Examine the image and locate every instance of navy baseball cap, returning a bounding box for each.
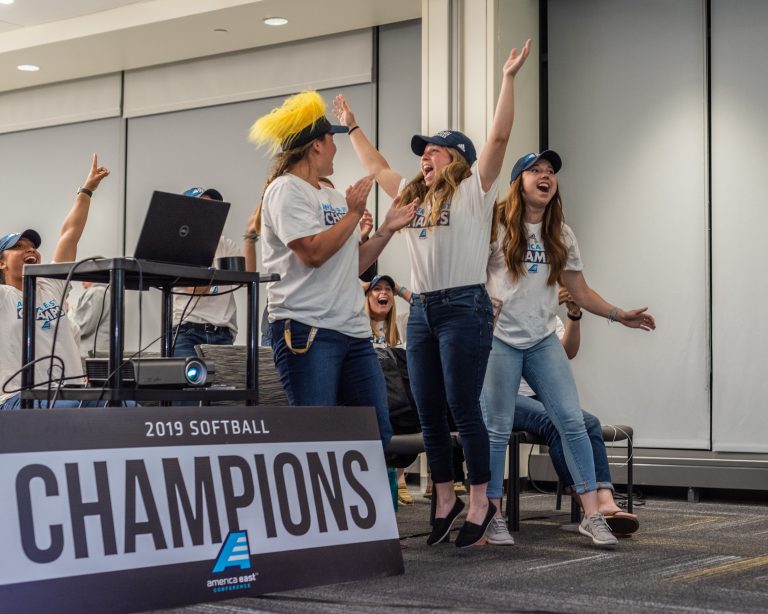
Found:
[184,187,224,201]
[0,229,41,254]
[283,116,348,151]
[509,150,562,183]
[411,130,477,166]
[366,274,396,293]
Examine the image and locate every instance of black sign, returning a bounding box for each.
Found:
[0,406,402,613]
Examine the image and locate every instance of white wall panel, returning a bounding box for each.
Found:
[0,117,124,272]
[548,0,709,448]
[711,0,768,452]
[123,30,372,118]
[0,74,121,134]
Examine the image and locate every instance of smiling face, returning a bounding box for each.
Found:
[0,237,41,288]
[420,144,454,187]
[367,281,395,321]
[520,159,558,214]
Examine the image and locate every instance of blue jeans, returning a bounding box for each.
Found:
[513,394,613,492]
[173,325,234,358]
[1,395,138,409]
[270,320,392,448]
[407,284,494,485]
[481,332,596,496]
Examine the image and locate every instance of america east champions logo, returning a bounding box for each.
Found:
[321,201,348,226]
[207,531,258,594]
[409,202,451,239]
[525,233,549,274]
[16,298,64,330]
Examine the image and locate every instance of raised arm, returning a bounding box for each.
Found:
[358,195,418,274]
[477,40,531,192]
[243,208,259,272]
[562,270,656,331]
[288,176,372,268]
[333,95,404,199]
[53,154,110,263]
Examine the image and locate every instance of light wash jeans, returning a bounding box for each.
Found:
[481,332,597,496]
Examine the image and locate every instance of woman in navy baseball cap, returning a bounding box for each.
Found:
[481,150,656,547]
[0,155,111,409]
[334,40,531,548]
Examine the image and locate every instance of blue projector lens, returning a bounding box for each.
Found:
[185,361,206,385]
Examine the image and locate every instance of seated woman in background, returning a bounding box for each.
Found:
[365,274,415,504]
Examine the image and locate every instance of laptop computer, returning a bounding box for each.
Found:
[134,190,230,267]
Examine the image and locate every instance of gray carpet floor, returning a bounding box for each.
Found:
[161,489,768,614]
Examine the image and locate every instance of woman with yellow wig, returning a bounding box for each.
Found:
[250,90,417,449]
[334,41,531,547]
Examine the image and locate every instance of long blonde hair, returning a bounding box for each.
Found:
[492,176,568,285]
[364,291,400,347]
[397,148,471,227]
[251,140,315,234]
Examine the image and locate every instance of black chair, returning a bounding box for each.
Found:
[506,425,634,532]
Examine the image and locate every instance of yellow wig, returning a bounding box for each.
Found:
[249,90,329,154]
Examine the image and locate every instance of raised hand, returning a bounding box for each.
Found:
[333,94,357,129]
[382,196,418,233]
[345,175,374,218]
[617,307,656,331]
[359,209,373,240]
[82,153,110,192]
[502,39,531,79]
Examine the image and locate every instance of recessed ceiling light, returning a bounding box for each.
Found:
[0,0,15,5]
[17,64,40,72]
[263,17,288,27]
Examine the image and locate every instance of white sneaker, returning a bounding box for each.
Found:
[579,513,618,547]
[485,516,515,546]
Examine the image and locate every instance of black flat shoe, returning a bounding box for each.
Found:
[426,497,465,545]
[455,500,497,548]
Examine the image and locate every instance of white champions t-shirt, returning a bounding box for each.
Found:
[487,222,583,349]
[172,236,240,333]
[518,316,566,397]
[0,278,85,404]
[261,174,369,338]
[399,166,499,293]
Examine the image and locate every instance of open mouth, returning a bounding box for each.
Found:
[422,164,434,181]
[376,296,390,306]
[24,255,38,264]
[536,181,550,194]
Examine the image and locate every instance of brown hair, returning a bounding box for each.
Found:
[397,148,471,227]
[492,176,568,286]
[252,139,316,234]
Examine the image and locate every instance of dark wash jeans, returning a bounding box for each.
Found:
[406,284,494,485]
[513,394,614,491]
[270,319,392,448]
[172,325,234,358]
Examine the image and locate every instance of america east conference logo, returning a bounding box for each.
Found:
[207,531,258,594]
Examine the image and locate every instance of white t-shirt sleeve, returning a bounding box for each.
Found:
[563,224,584,271]
[267,180,325,245]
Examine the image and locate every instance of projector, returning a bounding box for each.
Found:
[85,357,214,388]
